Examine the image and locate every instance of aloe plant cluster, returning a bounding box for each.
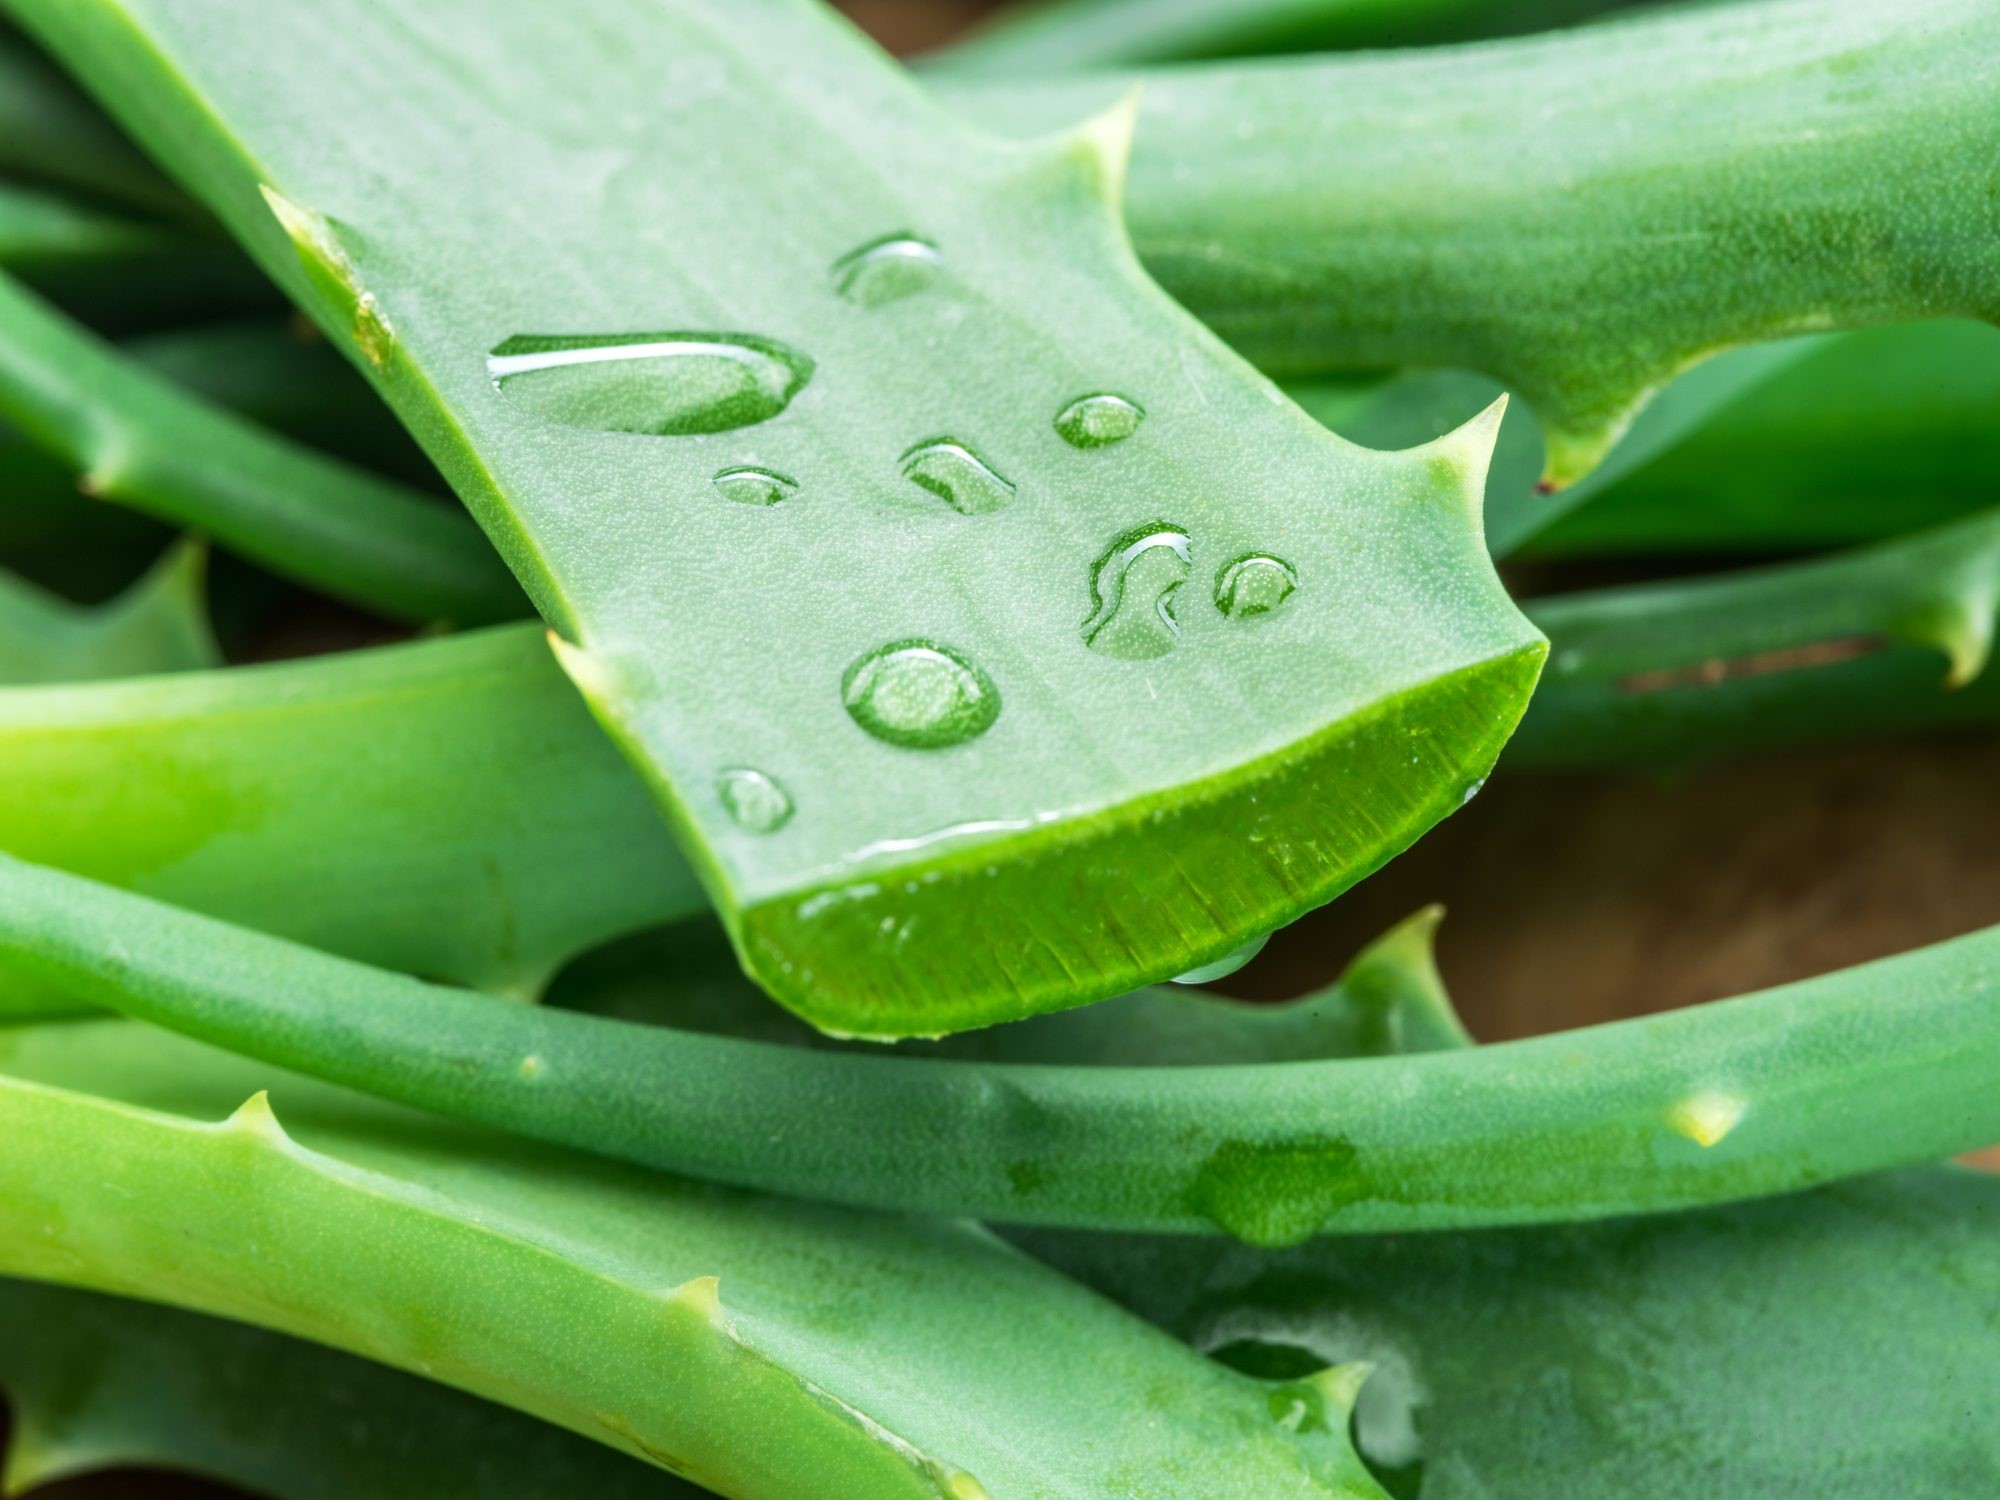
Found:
[0,0,1995,1495]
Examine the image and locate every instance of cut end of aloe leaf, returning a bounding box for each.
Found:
[738,642,1543,1036]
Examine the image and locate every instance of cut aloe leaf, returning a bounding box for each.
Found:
[1524,320,2000,557]
[929,0,1633,73]
[0,269,518,624]
[1020,1167,2000,1498]
[0,537,215,683]
[558,903,1470,1064]
[13,0,1540,1034]
[0,1017,1392,1500]
[949,0,2000,486]
[1515,505,2000,769]
[5,852,1995,1244]
[0,626,700,1018]
[0,1277,682,1499]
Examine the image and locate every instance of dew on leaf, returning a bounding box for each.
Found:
[712,466,797,505]
[1054,392,1144,449]
[900,439,1015,515]
[831,233,943,307]
[1084,522,1192,660]
[1170,932,1271,985]
[488,332,811,435]
[1214,553,1299,620]
[843,640,999,750]
[717,767,794,833]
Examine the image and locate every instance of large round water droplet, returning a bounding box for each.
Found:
[1214,553,1299,620]
[843,640,999,750]
[1054,393,1144,449]
[1084,522,1192,660]
[900,438,1015,515]
[717,767,794,832]
[831,234,943,307]
[713,466,797,505]
[488,332,812,436]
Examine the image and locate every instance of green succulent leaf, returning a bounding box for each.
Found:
[1020,1167,2000,1499]
[1515,504,2000,769]
[0,626,702,1019]
[0,177,187,274]
[0,1017,1390,1500]
[949,0,2000,486]
[0,1277,683,1499]
[0,537,215,684]
[0,25,185,219]
[2,852,1994,1244]
[0,269,519,623]
[9,0,1541,1035]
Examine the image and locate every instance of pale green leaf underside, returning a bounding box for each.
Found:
[0,1018,1387,1500]
[9,0,1539,1034]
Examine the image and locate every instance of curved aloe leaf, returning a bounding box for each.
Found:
[1514,505,2000,769]
[0,537,215,683]
[948,0,2000,486]
[0,1017,1391,1500]
[1020,1167,2000,1498]
[0,177,184,271]
[0,270,519,623]
[4,852,1994,1245]
[0,1278,681,1499]
[1525,320,2000,557]
[931,0,1632,73]
[0,626,701,1018]
[12,0,1540,1035]
[560,905,1470,1065]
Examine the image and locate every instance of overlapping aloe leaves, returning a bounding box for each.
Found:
[0,0,1995,1495]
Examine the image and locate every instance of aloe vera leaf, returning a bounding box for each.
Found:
[0,536,216,684]
[931,0,1630,74]
[0,27,184,219]
[1018,1167,2000,1498]
[0,1018,1391,1500]
[6,852,1995,1245]
[562,904,1470,1064]
[0,269,519,624]
[1523,320,2000,558]
[948,0,2000,487]
[0,176,185,271]
[14,0,1542,1037]
[0,1278,684,1500]
[1512,505,2000,770]
[0,626,700,1019]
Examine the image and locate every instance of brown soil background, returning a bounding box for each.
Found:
[15,3,1999,1494]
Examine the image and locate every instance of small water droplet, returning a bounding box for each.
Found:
[712,466,797,505]
[1171,932,1270,985]
[900,439,1015,515]
[831,233,943,307]
[1214,553,1299,620]
[717,768,794,832]
[1084,522,1192,660]
[488,332,812,436]
[843,640,999,750]
[1054,393,1144,449]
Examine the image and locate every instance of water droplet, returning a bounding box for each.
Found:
[488,332,812,436]
[1214,553,1299,620]
[831,233,943,307]
[900,439,1015,515]
[1171,932,1270,985]
[717,768,794,832]
[1054,393,1144,449]
[843,640,999,750]
[1084,522,1192,660]
[712,466,797,505]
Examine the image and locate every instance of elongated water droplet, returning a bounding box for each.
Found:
[488,333,812,436]
[1171,932,1270,985]
[1054,393,1144,449]
[712,466,797,505]
[717,768,793,832]
[1215,553,1299,620]
[1084,522,1192,660]
[831,233,943,307]
[843,640,999,750]
[900,439,1015,515]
